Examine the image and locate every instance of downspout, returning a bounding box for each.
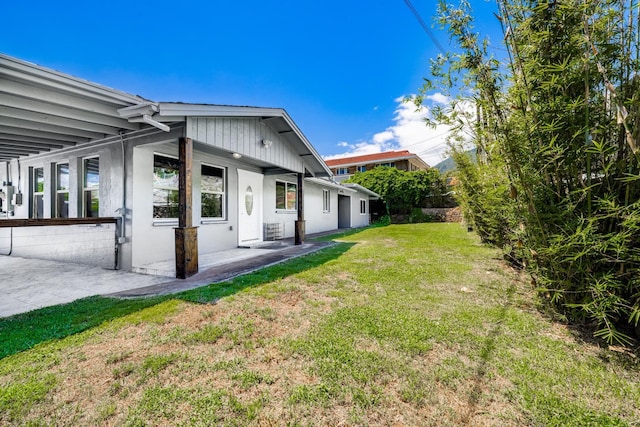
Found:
[114,132,127,270]
[115,102,171,269]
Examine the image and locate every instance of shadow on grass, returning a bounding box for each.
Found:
[0,242,355,360]
[462,283,516,423]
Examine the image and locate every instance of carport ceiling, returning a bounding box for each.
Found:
[0,54,145,162]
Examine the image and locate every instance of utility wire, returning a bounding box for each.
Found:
[403,0,447,55]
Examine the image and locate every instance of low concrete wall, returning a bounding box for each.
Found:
[0,223,117,268]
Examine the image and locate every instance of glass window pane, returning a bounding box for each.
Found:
[34,168,44,193]
[153,188,179,218]
[287,183,297,210]
[84,158,99,189]
[57,163,69,191]
[201,165,224,192]
[34,195,44,219]
[56,193,69,218]
[84,190,99,217]
[153,155,179,218]
[202,193,223,218]
[276,182,286,210]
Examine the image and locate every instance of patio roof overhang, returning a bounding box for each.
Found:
[0,54,146,162]
[0,54,333,180]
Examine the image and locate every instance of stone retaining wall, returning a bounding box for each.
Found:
[391,207,462,223]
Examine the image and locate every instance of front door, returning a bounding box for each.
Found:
[237,169,263,245]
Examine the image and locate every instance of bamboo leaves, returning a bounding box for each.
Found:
[418,0,640,345]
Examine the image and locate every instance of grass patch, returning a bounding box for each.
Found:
[0,295,169,359]
[0,243,353,360]
[1,224,639,426]
[0,374,57,422]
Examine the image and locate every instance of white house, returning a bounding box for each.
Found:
[0,54,379,278]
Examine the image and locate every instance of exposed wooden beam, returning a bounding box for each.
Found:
[175,136,198,279]
[295,172,305,245]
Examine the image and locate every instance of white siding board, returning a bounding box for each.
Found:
[197,118,207,142]
[187,117,305,174]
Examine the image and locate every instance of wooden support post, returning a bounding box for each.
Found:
[295,172,305,245]
[175,137,198,278]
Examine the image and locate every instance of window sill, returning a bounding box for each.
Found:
[152,219,178,227]
[275,209,297,214]
[200,219,227,225]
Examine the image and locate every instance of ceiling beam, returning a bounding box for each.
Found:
[0,146,42,155]
[0,137,65,149]
[0,125,87,144]
[0,106,121,136]
[0,115,105,140]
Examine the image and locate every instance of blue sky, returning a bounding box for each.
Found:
[1,0,502,166]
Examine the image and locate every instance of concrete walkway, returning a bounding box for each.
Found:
[0,240,332,318]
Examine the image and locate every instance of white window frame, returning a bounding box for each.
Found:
[322,189,330,213]
[82,156,99,218]
[357,165,367,173]
[32,167,44,219]
[201,163,226,222]
[55,162,70,218]
[153,154,180,222]
[276,180,297,211]
[337,167,349,175]
[360,199,367,215]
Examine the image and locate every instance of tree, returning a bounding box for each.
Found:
[417,0,640,344]
[345,167,446,214]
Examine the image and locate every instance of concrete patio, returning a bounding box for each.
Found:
[0,239,333,318]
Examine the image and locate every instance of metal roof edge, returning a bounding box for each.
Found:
[342,183,382,199]
[305,177,357,192]
[0,53,146,105]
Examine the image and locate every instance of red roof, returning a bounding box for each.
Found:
[325,150,421,167]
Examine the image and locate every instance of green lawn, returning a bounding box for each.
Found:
[1,223,638,426]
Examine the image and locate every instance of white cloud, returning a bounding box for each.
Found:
[425,93,449,105]
[324,94,458,166]
[373,130,394,144]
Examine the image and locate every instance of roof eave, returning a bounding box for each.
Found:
[158,103,333,178]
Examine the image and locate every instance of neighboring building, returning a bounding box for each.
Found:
[325,150,430,182]
[0,54,379,278]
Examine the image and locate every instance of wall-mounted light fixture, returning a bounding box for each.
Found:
[262,139,273,148]
[232,152,242,159]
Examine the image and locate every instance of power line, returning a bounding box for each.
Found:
[403,0,447,55]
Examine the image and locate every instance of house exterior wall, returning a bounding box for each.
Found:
[0,139,126,267]
[262,175,339,238]
[129,138,265,269]
[0,121,374,273]
[350,194,370,228]
[0,223,117,268]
